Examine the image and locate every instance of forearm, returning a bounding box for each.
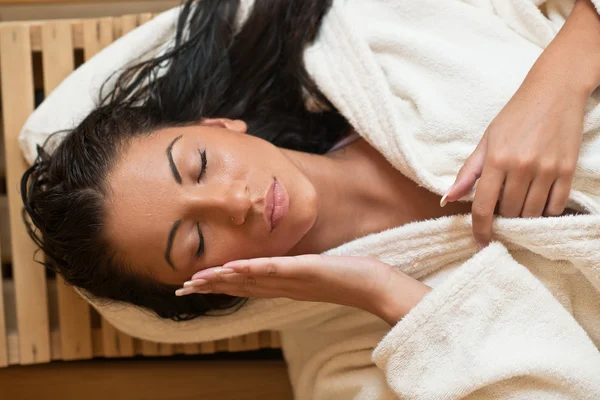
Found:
[529,0,600,98]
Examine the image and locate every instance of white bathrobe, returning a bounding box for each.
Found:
[19,1,600,399]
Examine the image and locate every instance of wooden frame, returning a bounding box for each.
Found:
[0,359,293,400]
[0,0,165,4]
[0,13,282,368]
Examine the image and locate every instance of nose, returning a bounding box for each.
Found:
[185,180,251,225]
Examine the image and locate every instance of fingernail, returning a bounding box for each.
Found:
[183,279,207,288]
[477,241,487,250]
[219,267,235,275]
[440,193,448,208]
[175,288,194,296]
[440,184,454,208]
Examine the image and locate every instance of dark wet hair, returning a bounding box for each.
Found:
[20,0,348,321]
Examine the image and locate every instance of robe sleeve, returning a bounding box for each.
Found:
[372,244,600,399]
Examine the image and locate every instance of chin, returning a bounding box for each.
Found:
[284,187,318,250]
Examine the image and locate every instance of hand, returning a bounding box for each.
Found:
[442,72,585,248]
[441,0,600,248]
[176,255,431,325]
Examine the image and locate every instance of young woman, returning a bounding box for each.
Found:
[20,0,600,398]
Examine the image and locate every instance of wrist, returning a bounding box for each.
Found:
[374,268,431,326]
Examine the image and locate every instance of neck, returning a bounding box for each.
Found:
[281,140,472,255]
[282,149,360,254]
[281,144,417,255]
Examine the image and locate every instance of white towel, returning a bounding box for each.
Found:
[19,1,600,398]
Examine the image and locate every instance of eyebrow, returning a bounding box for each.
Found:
[166,134,183,185]
[164,134,184,271]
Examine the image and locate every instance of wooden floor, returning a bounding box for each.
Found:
[0,358,294,400]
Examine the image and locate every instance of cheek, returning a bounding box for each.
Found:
[204,231,286,267]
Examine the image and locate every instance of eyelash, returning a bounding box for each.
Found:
[197,149,207,183]
[196,149,207,257]
[196,224,204,257]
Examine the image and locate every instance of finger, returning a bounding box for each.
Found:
[544,176,573,217]
[177,275,297,297]
[444,133,488,205]
[186,271,284,288]
[222,255,329,279]
[192,259,300,281]
[176,283,280,298]
[188,266,235,282]
[471,164,505,246]
[521,176,554,218]
[498,171,532,218]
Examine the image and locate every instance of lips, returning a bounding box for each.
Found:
[263,178,289,232]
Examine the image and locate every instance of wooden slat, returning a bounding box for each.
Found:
[259,331,272,348]
[93,326,133,358]
[54,276,92,360]
[7,330,66,364]
[140,340,160,357]
[0,232,6,367]
[214,339,229,353]
[0,0,163,4]
[40,21,94,362]
[29,23,82,53]
[118,330,135,357]
[0,116,5,179]
[111,19,121,40]
[242,332,260,351]
[102,319,121,357]
[100,320,134,358]
[139,13,153,25]
[81,18,140,360]
[4,15,158,52]
[92,328,103,357]
[200,340,216,354]
[0,25,51,365]
[0,196,12,263]
[227,336,246,352]
[7,333,18,365]
[50,330,60,360]
[270,331,281,348]
[82,18,114,61]
[120,14,138,36]
[157,342,174,356]
[100,321,118,357]
[182,343,199,355]
[172,343,183,354]
[112,14,138,40]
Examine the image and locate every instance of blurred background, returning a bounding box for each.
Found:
[0,2,294,399]
[0,0,178,21]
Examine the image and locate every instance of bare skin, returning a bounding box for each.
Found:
[288,134,472,255]
[163,1,597,327]
[106,119,471,286]
[446,0,600,246]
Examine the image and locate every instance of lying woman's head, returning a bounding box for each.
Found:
[21,0,348,320]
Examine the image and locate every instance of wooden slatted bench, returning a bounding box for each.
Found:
[0,13,283,370]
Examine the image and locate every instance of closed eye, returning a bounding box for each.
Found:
[198,149,207,182]
[196,223,204,257]
[196,149,207,257]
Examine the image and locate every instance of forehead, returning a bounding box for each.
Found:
[108,130,176,218]
[104,130,183,278]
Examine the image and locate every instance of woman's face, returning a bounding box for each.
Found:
[105,119,318,285]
